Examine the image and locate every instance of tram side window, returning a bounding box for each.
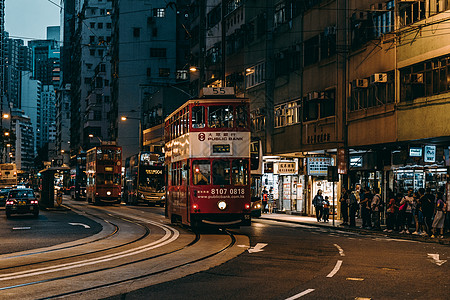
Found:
[209,105,233,128]
[193,160,210,185]
[212,160,231,185]
[232,159,249,185]
[192,106,205,128]
[236,105,248,128]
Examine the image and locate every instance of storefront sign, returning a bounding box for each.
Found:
[337,148,347,174]
[307,157,332,176]
[274,162,296,175]
[350,156,363,168]
[409,147,422,157]
[424,145,436,163]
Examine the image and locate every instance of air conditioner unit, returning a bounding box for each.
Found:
[370,73,388,84]
[353,79,369,88]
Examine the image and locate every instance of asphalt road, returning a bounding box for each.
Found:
[0,201,449,299]
[106,207,450,300]
[0,205,102,255]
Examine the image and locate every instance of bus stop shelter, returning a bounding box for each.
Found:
[39,166,70,209]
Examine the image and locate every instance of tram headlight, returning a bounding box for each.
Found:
[218,201,227,210]
[106,191,111,196]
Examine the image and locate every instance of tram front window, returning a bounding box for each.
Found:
[212,160,230,185]
[209,105,234,128]
[193,160,210,185]
[232,159,249,185]
[192,106,205,128]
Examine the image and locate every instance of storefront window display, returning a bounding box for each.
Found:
[262,173,305,213]
[394,167,447,193]
[312,178,339,215]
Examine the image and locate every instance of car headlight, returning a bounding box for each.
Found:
[256,204,261,208]
[106,191,112,196]
[218,201,227,210]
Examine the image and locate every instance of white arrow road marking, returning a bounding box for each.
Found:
[69,223,91,229]
[248,243,268,253]
[327,260,343,278]
[427,254,447,266]
[285,289,315,300]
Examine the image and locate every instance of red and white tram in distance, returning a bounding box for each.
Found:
[165,87,251,227]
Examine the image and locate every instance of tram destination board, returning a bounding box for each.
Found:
[212,144,231,154]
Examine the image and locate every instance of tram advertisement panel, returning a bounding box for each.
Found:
[191,132,250,158]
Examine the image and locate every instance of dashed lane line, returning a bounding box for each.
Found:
[333,244,345,256]
[326,260,343,278]
[285,289,315,300]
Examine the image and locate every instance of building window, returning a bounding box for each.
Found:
[90,22,95,28]
[147,68,151,77]
[153,8,165,17]
[274,1,287,27]
[320,28,336,60]
[100,9,105,15]
[349,74,394,111]
[98,49,104,57]
[245,62,265,89]
[133,27,140,37]
[399,1,425,26]
[98,22,103,29]
[152,28,158,37]
[90,49,95,56]
[106,22,112,29]
[150,48,167,58]
[93,111,102,121]
[159,68,170,77]
[90,36,95,43]
[304,36,319,66]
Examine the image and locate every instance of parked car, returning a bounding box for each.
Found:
[5,188,39,218]
[0,187,12,207]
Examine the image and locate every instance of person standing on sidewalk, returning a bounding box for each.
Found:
[371,187,382,230]
[340,187,349,226]
[267,187,274,214]
[400,188,414,234]
[349,185,360,227]
[262,187,268,214]
[422,188,435,235]
[360,186,372,229]
[322,196,330,222]
[384,191,397,232]
[431,192,446,238]
[312,189,324,222]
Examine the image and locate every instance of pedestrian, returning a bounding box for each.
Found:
[431,192,446,238]
[322,196,330,222]
[422,188,435,235]
[371,187,382,230]
[360,186,372,229]
[312,189,324,222]
[384,191,397,232]
[268,187,274,214]
[417,188,428,236]
[262,187,268,214]
[395,192,403,231]
[399,188,414,234]
[349,185,360,227]
[339,187,349,226]
[412,191,421,235]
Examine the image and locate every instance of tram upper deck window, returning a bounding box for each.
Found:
[236,105,248,128]
[192,106,205,128]
[232,159,249,185]
[193,160,210,185]
[212,159,231,185]
[209,105,233,128]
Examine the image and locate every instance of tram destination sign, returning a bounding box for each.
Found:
[212,144,231,154]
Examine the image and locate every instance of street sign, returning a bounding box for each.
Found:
[327,166,338,182]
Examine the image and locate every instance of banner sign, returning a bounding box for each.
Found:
[274,162,296,175]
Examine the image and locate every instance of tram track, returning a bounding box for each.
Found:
[36,229,236,300]
[0,203,150,271]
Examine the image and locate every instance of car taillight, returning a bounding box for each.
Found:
[193,204,198,209]
[6,200,14,205]
[245,203,250,210]
[30,200,38,204]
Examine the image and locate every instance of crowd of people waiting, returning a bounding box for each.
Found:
[336,184,449,238]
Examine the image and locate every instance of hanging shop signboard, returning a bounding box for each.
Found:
[274,162,296,175]
[424,145,436,163]
[409,147,422,157]
[307,157,332,176]
[350,156,363,168]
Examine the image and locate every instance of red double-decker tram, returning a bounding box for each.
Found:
[165,88,251,227]
[86,144,122,205]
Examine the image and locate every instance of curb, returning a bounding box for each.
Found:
[259,216,450,246]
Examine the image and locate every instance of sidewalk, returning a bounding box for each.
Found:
[259,212,450,245]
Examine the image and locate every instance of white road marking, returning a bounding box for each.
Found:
[248,243,268,253]
[12,227,31,230]
[68,222,91,229]
[346,277,364,281]
[285,289,315,300]
[0,220,179,281]
[427,253,447,266]
[326,260,343,278]
[333,244,345,256]
[237,245,249,248]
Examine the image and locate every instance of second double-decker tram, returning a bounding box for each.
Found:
[86,144,122,205]
[165,87,251,227]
